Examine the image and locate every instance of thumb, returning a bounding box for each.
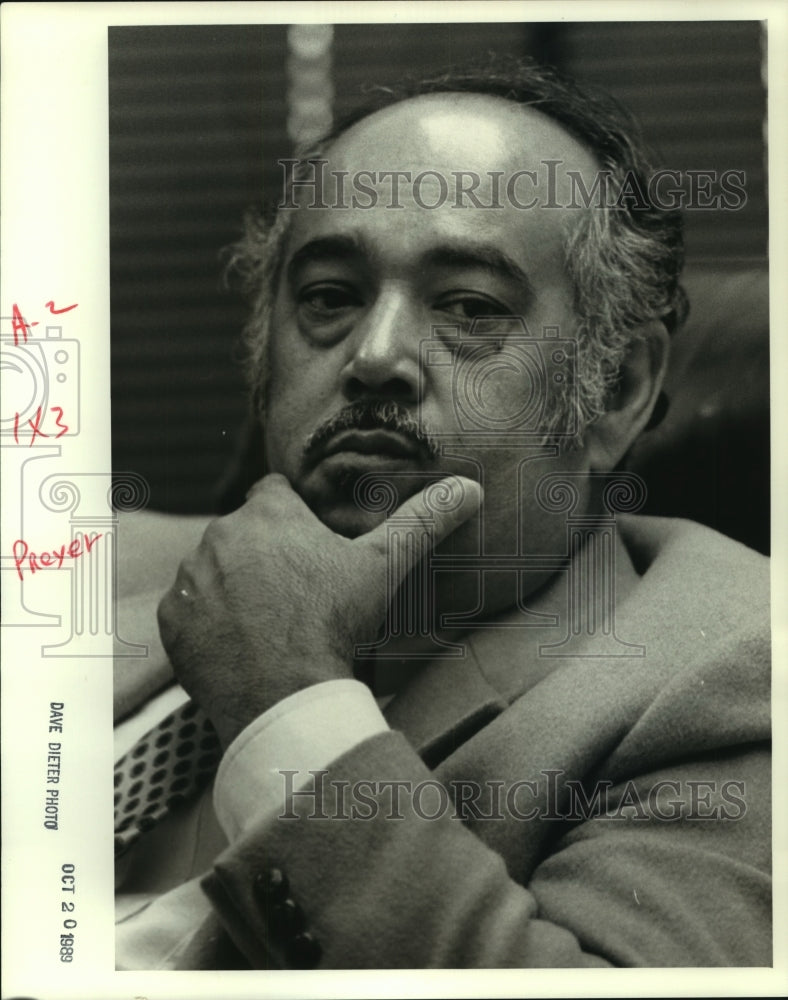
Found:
[362,475,482,582]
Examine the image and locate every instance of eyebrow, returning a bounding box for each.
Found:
[422,243,536,302]
[287,235,364,278]
[286,234,536,302]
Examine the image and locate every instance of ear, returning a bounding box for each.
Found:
[584,320,670,472]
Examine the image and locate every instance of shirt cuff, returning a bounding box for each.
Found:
[213,678,389,841]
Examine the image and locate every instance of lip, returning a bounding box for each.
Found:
[321,429,423,460]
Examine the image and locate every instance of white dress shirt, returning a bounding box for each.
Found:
[115,679,389,969]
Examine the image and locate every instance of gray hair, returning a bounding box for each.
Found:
[226,57,688,444]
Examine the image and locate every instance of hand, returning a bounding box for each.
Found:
[157,473,481,747]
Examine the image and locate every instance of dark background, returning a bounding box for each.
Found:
[109,21,769,549]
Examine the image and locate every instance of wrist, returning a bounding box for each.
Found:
[206,657,354,749]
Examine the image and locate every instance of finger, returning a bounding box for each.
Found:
[242,473,304,520]
[242,473,333,538]
[245,472,292,502]
[362,475,482,581]
[395,475,482,547]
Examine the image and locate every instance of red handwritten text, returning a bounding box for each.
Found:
[11,303,33,346]
[13,533,102,582]
[45,301,78,315]
[10,300,79,345]
[13,406,69,445]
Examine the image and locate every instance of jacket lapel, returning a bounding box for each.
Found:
[382,651,507,768]
[381,527,641,768]
[380,557,574,765]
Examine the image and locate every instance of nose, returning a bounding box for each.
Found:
[342,288,420,404]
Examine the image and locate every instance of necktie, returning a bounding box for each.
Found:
[114,699,222,856]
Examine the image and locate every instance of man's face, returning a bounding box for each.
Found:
[263,94,601,558]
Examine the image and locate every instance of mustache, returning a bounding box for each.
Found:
[303,400,440,464]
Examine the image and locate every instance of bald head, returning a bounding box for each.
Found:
[231,63,686,462]
[326,91,599,173]
[291,92,602,221]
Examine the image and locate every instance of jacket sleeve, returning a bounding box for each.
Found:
[199,727,771,969]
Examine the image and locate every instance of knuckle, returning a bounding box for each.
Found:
[265,472,291,490]
[198,517,236,563]
[202,516,227,545]
[244,477,267,501]
[242,475,291,520]
[247,472,289,501]
[175,554,198,587]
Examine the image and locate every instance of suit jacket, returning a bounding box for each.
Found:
[137,513,768,970]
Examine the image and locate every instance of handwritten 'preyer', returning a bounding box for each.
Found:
[12,532,102,582]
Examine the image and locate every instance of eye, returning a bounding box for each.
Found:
[298,283,363,321]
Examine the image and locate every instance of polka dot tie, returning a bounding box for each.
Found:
[114,700,222,857]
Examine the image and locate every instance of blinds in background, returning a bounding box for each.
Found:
[562,20,767,262]
[110,26,285,512]
[109,21,767,513]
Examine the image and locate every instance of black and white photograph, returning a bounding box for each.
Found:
[1,2,786,996]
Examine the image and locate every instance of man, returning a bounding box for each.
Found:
[114,61,770,969]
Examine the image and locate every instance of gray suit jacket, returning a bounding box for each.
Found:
[162,514,770,968]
